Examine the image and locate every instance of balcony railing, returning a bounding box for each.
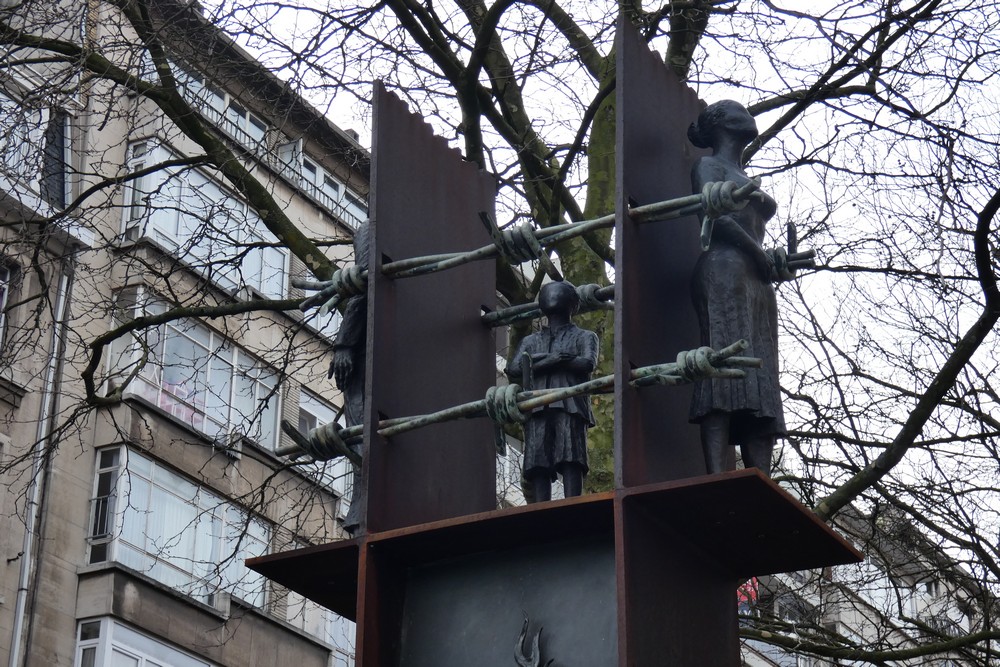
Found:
[182,90,365,233]
[299,180,364,231]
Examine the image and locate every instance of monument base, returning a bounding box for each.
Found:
[250,469,861,666]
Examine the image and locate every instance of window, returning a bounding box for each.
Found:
[0,264,11,344]
[75,618,214,667]
[174,64,268,155]
[123,141,288,299]
[303,304,342,341]
[343,190,366,216]
[0,89,48,194]
[174,65,232,131]
[322,175,340,202]
[285,589,355,667]
[298,389,338,434]
[302,157,318,186]
[340,189,367,231]
[299,157,339,213]
[276,141,363,231]
[87,447,271,609]
[224,101,266,146]
[298,390,352,504]
[0,88,69,207]
[40,109,69,208]
[108,291,280,451]
[327,613,356,667]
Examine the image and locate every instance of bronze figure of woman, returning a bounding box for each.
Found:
[688,100,785,477]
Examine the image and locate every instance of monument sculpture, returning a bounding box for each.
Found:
[254,34,853,666]
[505,281,599,502]
[687,100,786,477]
[330,221,369,535]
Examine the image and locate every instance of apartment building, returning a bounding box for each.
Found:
[741,508,981,667]
[0,1,366,666]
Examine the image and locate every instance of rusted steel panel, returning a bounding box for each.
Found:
[614,19,709,488]
[363,83,497,533]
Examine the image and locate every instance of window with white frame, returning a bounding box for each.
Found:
[284,588,355,667]
[75,617,215,667]
[175,66,225,119]
[173,64,268,157]
[224,100,267,146]
[87,447,270,609]
[298,157,341,207]
[0,89,48,192]
[322,174,341,203]
[342,189,367,225]
[304,305,343,341]
[123,141,288,299]
[276,140,365,231]
[327,614,356,667]
[298,389,352,505]
[107,290,280,451]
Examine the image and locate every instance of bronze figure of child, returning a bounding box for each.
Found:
[506,281,599,502]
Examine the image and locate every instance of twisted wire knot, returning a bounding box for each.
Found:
[299,264,369,314]
[675,346,718,382]
[576,283,608,311]
[316,265,368,316]
[331,264,368,297]
[484,383,527,426]
[498,223,546,264]
[770,247,797,281]
[301,421,351,462]
[701,181,749,220]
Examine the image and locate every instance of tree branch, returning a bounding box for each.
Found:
[816,185,1000,520]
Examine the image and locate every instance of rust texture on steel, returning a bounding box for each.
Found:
[614,18,709,488]
[245,539,360,620]
[613,18,733,667]
[363,83,498,533]
[616,493,741,665]
[246,472,862,666]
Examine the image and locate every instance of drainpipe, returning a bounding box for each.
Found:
[8,250,76,667]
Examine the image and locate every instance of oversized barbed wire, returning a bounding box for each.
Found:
[277,340,759,461]
[482,283,615,327]
[292,180,768,317]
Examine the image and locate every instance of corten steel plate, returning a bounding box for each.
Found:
[614,468,861,666]
[614,17,710,488]
[616,491,741,666]
[398,538,618,667]
[246,538,360,620]
[619,468,863,579]
[367,491,615,565]
[363,84,497,533]
[245,470,858,619]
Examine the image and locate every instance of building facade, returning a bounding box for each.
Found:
[0,1,367,666]
[741,509,981,666]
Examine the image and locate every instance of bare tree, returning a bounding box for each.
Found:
[3,0,1000,664]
